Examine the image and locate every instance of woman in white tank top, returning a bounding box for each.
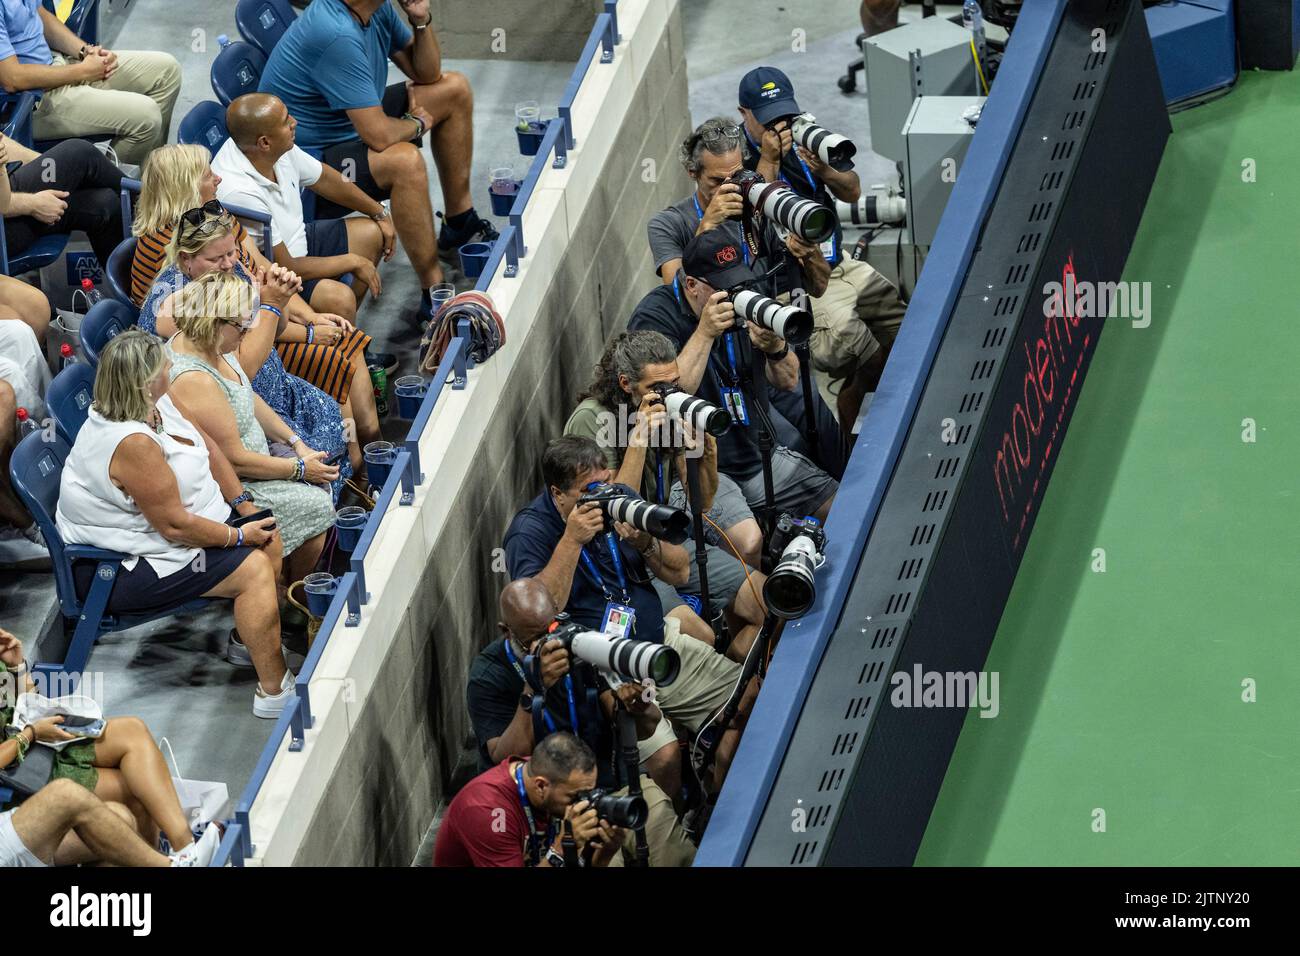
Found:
[54,329,297,720]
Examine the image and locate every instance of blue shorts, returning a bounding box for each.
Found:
[300,218,351,300]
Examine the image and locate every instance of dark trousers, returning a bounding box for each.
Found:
[4,139,125,267]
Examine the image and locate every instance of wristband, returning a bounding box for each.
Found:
[293,457,306,482]
[237,527,245,548]
[305,323,315,344]
[412,12,433,29]
[766,342,791,362]
[228,489,252,509]
[402,111,426,137]
[224,526,233,548]
[260,304,282,319]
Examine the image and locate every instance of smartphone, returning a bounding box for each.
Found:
[324,449,346,467]
[232,508,277,531]
[59,714,98,728]
[55,716,106,738]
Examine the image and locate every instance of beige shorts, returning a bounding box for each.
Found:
[637,616,741,762]
[605,775,696,868]
[808,257,908,379]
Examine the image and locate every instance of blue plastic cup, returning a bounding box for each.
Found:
[335,506,367,551]
[489,182,521,216]
[363,440,397,492]
[459,242,492,278]
[303,572,337,617]
[516,118,549,156]
[394,375,428,419]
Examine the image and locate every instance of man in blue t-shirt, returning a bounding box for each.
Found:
[260,0,496,318]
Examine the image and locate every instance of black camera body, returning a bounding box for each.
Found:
[722,168,834,244]
[650,383,732,438]
[575,788,647,829]
[578,481,691,545]
[764,513,828,620]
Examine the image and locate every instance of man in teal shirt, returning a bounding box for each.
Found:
[260,0,495,317]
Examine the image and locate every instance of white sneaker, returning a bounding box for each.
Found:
[170,823,221,867]
[0,524,50,570]
[253,668,295,719]
[226,629,253,668]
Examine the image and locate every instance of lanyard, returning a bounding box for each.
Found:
[692,192,751,266]
[515,764,554,866]
[743,127,819,194]
[655,451,667,504]
[503,639,579,736]
[579,533,631,604]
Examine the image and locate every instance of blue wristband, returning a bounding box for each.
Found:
[236,527,244,548]
[305,324,314,344]
[260,304,283,318]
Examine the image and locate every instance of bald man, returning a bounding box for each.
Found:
[210,93,395,324]
[464,579,696,866]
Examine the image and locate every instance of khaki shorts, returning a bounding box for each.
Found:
[637,617,741,762]
[808,257,908,379]
[606,775,696,867]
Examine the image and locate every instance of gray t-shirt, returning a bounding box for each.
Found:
[647,193,782,285]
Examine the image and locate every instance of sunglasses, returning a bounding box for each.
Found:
[179,200,233,237]
[688,124,741,152]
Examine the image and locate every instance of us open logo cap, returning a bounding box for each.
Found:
[738,66,801,126]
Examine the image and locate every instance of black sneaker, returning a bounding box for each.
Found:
[364,349,398,375]
[437,210,500,263]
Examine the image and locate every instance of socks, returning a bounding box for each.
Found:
[443,208,478,233]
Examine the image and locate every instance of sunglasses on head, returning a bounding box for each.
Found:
[688,123,741,152]
[179,200,232,234]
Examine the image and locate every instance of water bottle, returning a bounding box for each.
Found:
[15,407,39,437]
[80,277,103,306]
[962,0,984,31]
[60,343,78,370]
[217,34,231,50]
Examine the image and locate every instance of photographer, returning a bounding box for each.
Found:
[629,232,839,523]
[434,732,625,868]
[564,331,767,662]
[463,579,694,865]
[737,67,908,432]
[503,438,743,805]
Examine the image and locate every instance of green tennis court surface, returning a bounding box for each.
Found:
[917,68,1300,866]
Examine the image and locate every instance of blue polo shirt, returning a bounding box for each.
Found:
[503,486,667,643]
[258,0,412,151]
[0,0,52,66]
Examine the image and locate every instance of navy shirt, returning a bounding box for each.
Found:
[259,0,412,151]
[628,285,764,482]
[503,486,666,643]
[743,131,845,270]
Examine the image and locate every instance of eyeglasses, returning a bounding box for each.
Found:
[178,200,233,239]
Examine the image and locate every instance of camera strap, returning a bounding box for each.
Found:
[507,639,581,736]
[579,535,631,604]
[514,764,555,866]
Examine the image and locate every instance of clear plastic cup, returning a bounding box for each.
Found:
[515,101,540,131]
[393,375,428,419]
[490,166,518,195]
[335,506,368,551]
[363,440,397,493]
[303,571,338,617]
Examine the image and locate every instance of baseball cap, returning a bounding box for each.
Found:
[738,67,801,127]
[682,230,761,290]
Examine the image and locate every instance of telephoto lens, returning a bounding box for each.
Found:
[577,788,648,829]
[562,628,682,686]
[654,384,731,437]
[764,529,826,619]
[743,179,835,243]
[730,290,813,346]
[581,483,692,544]
[789,113,857,172]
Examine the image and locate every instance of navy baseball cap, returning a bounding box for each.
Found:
[738,67,801,127]
[682,230,761,290]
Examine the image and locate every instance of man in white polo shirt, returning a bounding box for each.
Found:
[211,93,398,324]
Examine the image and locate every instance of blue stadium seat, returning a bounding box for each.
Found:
[9,431,210,682]
[0,90,38,146]
[45,363,96,444]
[105,237,137,307]
[0,230,69,278]
[178,100,231,151]
[236,0,298,56]
[80,299,138,368]
[211,40,267,107]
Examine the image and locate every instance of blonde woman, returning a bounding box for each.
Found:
[129,144,384,451]
[166,272,336,594]
[139,207,359,487]
[55,329,295,718]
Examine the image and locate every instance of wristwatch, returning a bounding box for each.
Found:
[519,691,533,712]
[412,12,433,29]
[544,846,566,868]
[766,342,791,362]
[370,207,389,223]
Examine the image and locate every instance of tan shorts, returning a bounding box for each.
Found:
[808,257,908,379]
[606,775,696,867]
[637,616,741,762]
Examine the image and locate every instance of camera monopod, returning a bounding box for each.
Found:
[614,697,650,867]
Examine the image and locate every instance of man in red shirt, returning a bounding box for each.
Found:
[433,732,624,867]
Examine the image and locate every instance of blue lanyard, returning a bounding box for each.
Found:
[503,639,579,736]
[743,127,818,194]
[692,192,750,265]
[655,452,666,504]
[515,764,554,865]
[579,533,630,603]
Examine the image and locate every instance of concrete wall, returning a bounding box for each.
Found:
[283,0,691,867]
[430,0,608,61]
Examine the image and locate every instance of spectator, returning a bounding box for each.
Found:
[862,0,903,36]
[0,274,49,343]
[259,0,498,317]
[463,579,694,865]
[138,205,360,486]
[737,67,908,432]
[564,331,767,662]
[630,230,839,521]
[434,732,623,868]
[503,436,744,805]
[212,93,396,317]
[1,132,124,275]
[1,627,211,853]
[166,272,336,593]
[130,144,385,452]
[0,780,218,867]
[0,0,181,166]
[0,308,48,567]
[54,329,295,718]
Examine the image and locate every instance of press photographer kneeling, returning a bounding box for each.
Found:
[456,578,696,867]
[503,437,748,812]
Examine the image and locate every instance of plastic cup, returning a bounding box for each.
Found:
[429,283,456,316]
[303,572,337,617]
[459,242,492,278]
[490,167,517,194]
[515,101,540,130]
[335,506,368,551]
[363,440,397,492]
[393,375,428,419]
[516,118,548,156]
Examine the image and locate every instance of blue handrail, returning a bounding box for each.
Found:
[213,0,624,866]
